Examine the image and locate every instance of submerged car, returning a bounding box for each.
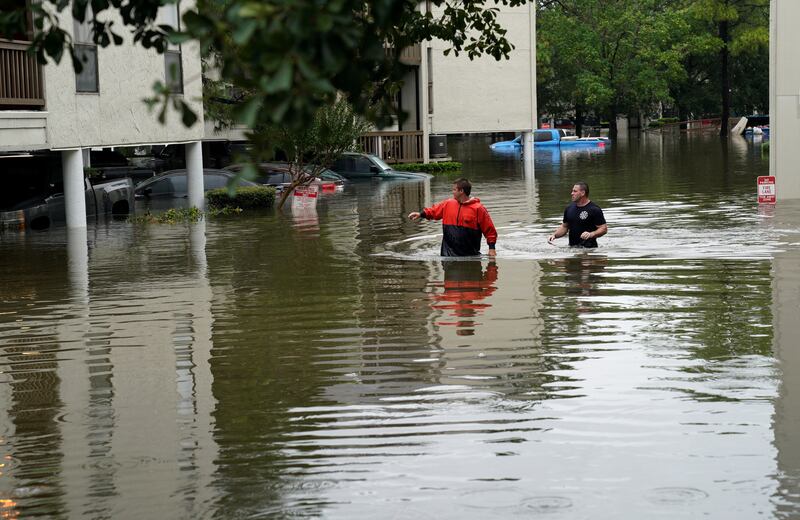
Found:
[134,169,257,210]
[224,163,345,193]
[490,129,609,151]
[330,153,431,180]
[1,154,134,231]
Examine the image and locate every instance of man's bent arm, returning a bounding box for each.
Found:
[549,223,569,242]
[593,224,608,239]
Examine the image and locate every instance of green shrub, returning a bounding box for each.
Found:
[401,161,463,173]
[206,185,276,209]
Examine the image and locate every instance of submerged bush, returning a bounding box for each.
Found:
[401,161,462,173]
[206,186,276,209]
[129,207,203,224]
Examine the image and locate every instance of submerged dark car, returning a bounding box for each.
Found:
[330,153,431,180]
[0,154,134,231]
[134,169,257,211]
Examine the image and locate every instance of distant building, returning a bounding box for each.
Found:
[360,3,537,164]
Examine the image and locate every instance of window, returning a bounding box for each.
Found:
[73,10,98,92]
[148,178,174,195]
[170,174,187,194]
[205,175,229,190]
[353,157,374,174]
[161,2,183,93]
[332,158,348,172]
[534,131,553,142]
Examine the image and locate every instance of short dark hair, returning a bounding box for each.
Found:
[453,178,472,196]
[574,181,589,197]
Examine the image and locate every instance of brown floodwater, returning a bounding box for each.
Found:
[2,133,800,518]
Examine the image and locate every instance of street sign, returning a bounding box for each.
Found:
[757,176,776,204]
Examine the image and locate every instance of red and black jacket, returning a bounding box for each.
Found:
[421,198,497,256]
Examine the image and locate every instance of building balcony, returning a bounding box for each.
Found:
[358,131,423,163]
[384,43,422,66]
[0,39,45,110]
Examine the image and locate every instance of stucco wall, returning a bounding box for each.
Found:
[44,2,204,150]
[428,4,536,134]
[770,0,800,199]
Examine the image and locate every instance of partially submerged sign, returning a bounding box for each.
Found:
[292,185,319,209]
[757,176,776,204]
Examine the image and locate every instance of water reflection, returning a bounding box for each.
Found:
[2,134,800,517]
[429,260,499,335]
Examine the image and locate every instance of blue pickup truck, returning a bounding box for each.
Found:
[490,129,609,151]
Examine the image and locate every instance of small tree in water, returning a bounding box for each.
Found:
[250,99,370,209]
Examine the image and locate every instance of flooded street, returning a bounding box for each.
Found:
[2,133,800,518]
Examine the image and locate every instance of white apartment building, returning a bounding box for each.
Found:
[363,3,537,163]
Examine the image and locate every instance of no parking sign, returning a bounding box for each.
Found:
[757,176,776,204]
[292,185,319,209]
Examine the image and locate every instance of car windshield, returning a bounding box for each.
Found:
[370,156,392,171]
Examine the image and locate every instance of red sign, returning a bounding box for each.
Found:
[293,186,318,198]
[757,176,776,204]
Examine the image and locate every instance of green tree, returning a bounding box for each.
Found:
[685,0,769,136]
[537,0,691,138]
[254,98,370,209]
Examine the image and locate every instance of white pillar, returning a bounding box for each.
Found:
[186,141,204,209]
[522,131,534,169]
[62,149,87,229]
[770,0,800,199]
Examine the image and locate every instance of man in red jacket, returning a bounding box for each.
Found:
[408,178,498,257]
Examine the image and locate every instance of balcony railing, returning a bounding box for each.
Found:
[358,131,424,163]
[384,43,422,66]
[0,39,45,108]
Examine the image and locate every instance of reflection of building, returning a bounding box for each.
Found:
[0,224,218,516]
[771,202,800,512]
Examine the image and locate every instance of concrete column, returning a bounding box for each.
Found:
[62,149,87,229]
[770,0,800,199]
[185,141,204,209]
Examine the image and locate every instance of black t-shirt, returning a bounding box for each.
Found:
[563,201,606,247]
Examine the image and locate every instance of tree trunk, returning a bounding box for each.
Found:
[575,103,584,137]
[607,107,618,139]
[719,20,730,138]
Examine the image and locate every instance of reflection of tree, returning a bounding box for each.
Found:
[686,261,773,361]
[430,260,498,336]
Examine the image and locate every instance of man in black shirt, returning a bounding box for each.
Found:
[548,181,607,248]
